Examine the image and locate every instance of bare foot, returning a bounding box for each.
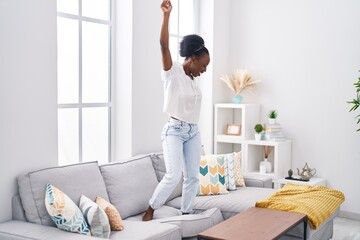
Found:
[142,206,154,221]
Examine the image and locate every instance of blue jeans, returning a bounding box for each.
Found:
[149,118,201,213]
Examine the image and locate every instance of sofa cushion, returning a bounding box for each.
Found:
[95,196,124,231]
[244,174,273,188]
[125,205,182,221]
[198,155,229,196]
[45,184,90,235]
[0,220,106,240]
[153,208,224,238]
[100,154,159,219]
[79,195,111,238]
[150,152,167,182]
[17,161,109,226]
[167,187,275,220]
[110,220,181,240]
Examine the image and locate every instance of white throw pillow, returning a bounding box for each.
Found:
[79,195,111,238]
[224,153,236,190]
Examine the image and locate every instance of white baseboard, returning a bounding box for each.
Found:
[339,210,360,221]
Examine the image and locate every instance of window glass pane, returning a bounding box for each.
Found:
[82,107,109,164]
[82,0,109,20]
[58,109,79,165]
[57,17,79,104]
[82,22,109,103]
[169,0,178,35]
[179,0,193,36]
[57,0,78,15]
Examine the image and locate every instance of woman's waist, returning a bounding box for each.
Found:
[168,116,197,126]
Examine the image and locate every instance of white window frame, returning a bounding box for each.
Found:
[170,0,198,61]
[57,0,115,164]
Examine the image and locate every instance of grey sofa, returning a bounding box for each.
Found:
[0,153,339,240]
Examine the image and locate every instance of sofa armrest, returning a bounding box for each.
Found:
[244,174,273,188]
[12,195,27,221]
[0,220,103,240]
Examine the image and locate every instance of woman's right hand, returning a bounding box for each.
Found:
[161,0,172,14]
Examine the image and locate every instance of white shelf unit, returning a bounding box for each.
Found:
[243,140,292,179]
[213,103,292,182]
[214,103,260,154]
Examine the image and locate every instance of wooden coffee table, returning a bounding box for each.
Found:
[198,207,307,240]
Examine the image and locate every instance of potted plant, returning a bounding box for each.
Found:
[254,123,263,141]
[268,110,278,125]
[347,72,360,131]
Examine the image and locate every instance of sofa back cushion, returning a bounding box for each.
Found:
[17,161,109,226]
[100,154,159,219]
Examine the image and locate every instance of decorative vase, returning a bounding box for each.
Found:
[268,118,276,125]
[232,95,243,104]
[260,158,272,173]
[259,165,266,174]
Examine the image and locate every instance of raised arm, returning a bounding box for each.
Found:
[160,0,172,71]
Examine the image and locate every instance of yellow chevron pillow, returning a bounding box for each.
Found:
[198,155,229,196]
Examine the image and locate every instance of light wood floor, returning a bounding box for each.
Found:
[332,217,360,240]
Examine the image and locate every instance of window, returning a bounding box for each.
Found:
[57,0,113,165]
[169,0,197,61]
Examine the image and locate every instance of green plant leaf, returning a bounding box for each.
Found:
[268,110,277,119]
[254,123,263,133]
[348,103,358,112]
[348,72,360,132]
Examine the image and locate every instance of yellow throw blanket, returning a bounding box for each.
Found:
[255,183,345,229]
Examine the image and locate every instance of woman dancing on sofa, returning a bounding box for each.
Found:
[143,0,210,221]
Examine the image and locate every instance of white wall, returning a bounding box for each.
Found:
[115,0,133,159]
[131,0,166,155]
[197,0,215,155]
[0,0,58,222]
[227,0,360,217]
[115,0,167,160]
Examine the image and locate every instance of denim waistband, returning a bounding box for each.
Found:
[168,117,197,126]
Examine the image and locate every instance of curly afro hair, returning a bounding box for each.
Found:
[179,34,209,59]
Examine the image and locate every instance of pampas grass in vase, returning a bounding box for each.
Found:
[220,69,260,103]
